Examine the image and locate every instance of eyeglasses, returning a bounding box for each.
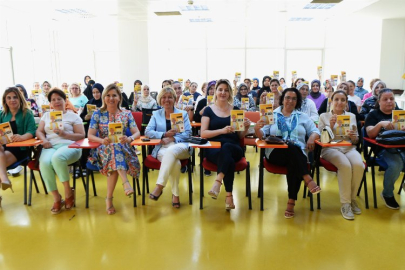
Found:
[284,96,297,101]
[240,88,248,91]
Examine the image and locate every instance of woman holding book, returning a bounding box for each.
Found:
[87,83,141,215]
[36,88,85,215]
[254,88,321,218]
[201,79,251,210]
[0,87,36,200]
[146,86,192,208]
[233,83,256,111]
[69,82,89,111]
[365,89,405,210]
[318,90,364,220]
[80,83,104,130]
[173,81,194,121]
[131,84,158,111]
[194,81,217,123]
[259,79,281,110]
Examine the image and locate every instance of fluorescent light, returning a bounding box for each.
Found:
[289,17,313,21]
[189,18,212,23]
[304,3,336,9]
[154,11,182,16]
[180,5,209,11]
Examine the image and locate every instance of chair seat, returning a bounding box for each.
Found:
[319,158,338,172]
[244,138,257,146]
[203,157,248,172]
[144,155,189,170]
[28,160,40,171]
[86,161,99,171]
[263,158,288,174]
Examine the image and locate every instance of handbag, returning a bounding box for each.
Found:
[183,137,208,145]
[264,136,285,145]
[321,126,334,143]
[376,130,405,145]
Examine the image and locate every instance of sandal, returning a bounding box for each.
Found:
[225,195,235,210]
[106,197,116,215]
[172,195,181,208]
[208,179,222,199]
[1,180,14,193]
[122,180,134,197]
[149,188,163,201]
[305,180,322,194]
[285,202,295,219]
[65,188,75,210]
[51,194,65,215]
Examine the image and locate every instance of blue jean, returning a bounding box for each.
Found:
[380,149,405,197]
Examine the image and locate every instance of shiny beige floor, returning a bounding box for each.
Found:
[0,147,404,270]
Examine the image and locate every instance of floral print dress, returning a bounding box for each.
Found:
[88,109,140,178]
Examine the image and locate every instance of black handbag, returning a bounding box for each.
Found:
[376,130,405,145]
[264,136,285,145]
[183,137,208,145]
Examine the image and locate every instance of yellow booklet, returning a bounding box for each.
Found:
[0,122,13,145]
[108,122,124,144]
[235,72,241,82]
[241,97,249,110]
[266,93,274,105]
[41,105,50,113]
[259,104,274,125]
[170,113,185,133]
[63,89,69,95]
[134,85,141,99]
[230,110,244,132]
[117,83,123,93]
[26,100,31,108]
[207,95,214,106]
[392,110,405,130]
[181,96,193,110]
[273,71,279,80]
[331,75,338,87]
[49,111,63,130]
[336,115,350,136]
[178,78,183,85]
[32,90,41,98]
[317,66,322,76]
[341,71,346,82]
[86,104,97,115]
[292,71,297,81]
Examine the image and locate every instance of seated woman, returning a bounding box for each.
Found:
[0,87,36,200]
[365,89,405,210]
[254,88,321,218]
[146,87,192,208]
[259,79,281,109]
[297,82,319,122]
[36,88,85,215]
[307,80,326,110]
[347,80,362,112]
[194,81,216,123]
[183,82,201,106]
[69,82,88,112]
[201,79,251,210]
[318,90,364,220]
[233,83,256,111]
[173,81,193,122]
[131,84,158,111]
[15,84,39,117]
[87,83,141,215]
[80,83,104,135]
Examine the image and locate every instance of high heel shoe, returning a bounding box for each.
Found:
[149,189,163,201]
[122,180,134,197]
[285,202,295,219]
[172,195,181,208]
[225,195,235,210]
[51,194,65,215]
[208,180,222,199]
[106,197,116,215]
[1,181,14,193]
[65,188,75,210]
[305,180,321,194]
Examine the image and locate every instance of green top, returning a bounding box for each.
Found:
[0,109,36,150]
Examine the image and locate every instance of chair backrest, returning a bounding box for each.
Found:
[150,92,158,101]
[132,112,143,131]
[142,108,158,126]
[245,111,260,123]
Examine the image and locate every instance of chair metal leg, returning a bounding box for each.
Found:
[363,170,369,209]
[371,165,377,208]
[136,175,141,196]
[91,170,97,196]
[86,169,90,208]
[188,162,192,205]
[316,164,321,210]
[397,173,405,195]
[133,177,137,207]
[142,164,146,205]
[28,169,34,206]
[39,171,48,194]
[247,162,252,210]
[23,165,27,205]
[33,174,40,193]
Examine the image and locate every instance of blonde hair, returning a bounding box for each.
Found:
[213,79,233,104]
[201,82,208,93]
[157,87,176,106]
[100,83,122,112]
[69,82,81,96]
[2,87,29,116]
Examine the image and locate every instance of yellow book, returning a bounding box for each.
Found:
[336,115,350,136]
[108,122,124,144]
[26,101,31,108]
[266,93,274,105]
[134,85,141,98]
[230,110,244,132]
[178,78,183,85]
[277,86,283,92]
[41,105,50,113]
[49,111,63,130]
[292,71,297,80]
[86,104,97,115]
[273,71,279,80]
[259,104,274,125]
[207,95,214,106]
[304,81,309,85]
[235,72,241,82]
[341,71,346,82]
[241,97,249,110]
[392,110,405,130]
[402,73,405,79]
[170,113,185,133]
[117,83,123,92]
[317,66,323,76]
[331,75,338,87]
[63,89,69,95]
[181,96,193,110]
[0,122,13,145]
[32,90,41,97]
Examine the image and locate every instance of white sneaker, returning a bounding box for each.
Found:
[341,203,355,220]
[7,166,23,176]
[351,200,362,215]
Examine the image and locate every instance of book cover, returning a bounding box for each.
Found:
[292,71,297,81]
[0,122,13,145]
[207,95,214,106]
[336,115,350,136]
[235,72,241,82]
[49,111,63,130]
[181,96,193,110]
[392,110,405,130]
[170,113,185,133]
[266,93,274,105]
[259,104,274,125]
[134,85,141,99]
[41,105,50,113]
[117,83,123,92]
[230,110,244,132]
[178,78,183,86]
[331,75,338,87]
[241,97,249,110]
[341,71,346,82]
[86,104,97,115]
[317,66,322,76]
[26,100,31,108]
[108,122,124,144]
[273,71,279,80]
[32,90,41,98]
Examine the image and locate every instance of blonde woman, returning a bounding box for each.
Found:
[69,82,88,110]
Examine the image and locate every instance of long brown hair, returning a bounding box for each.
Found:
[2,87,29,116]
[100,83,122,112]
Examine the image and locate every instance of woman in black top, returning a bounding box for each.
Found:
[256,76,271,106]
[194,81,216,123]
[201,79,251,210]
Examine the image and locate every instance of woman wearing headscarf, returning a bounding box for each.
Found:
[307,79,326,110]
[80,83,104,132]
[233,83,256,111]
[15,84,39,117]
[354,77,368,100]
[131,84,158,111]
[252,78,260,91]
[83,80,95,101]
[256,76,271,106]
[194,80,216,123]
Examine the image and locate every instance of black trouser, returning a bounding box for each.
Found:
[206,142,243,192]
[266,144,309,200]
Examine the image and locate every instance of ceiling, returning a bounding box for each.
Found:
[0,0,405,23]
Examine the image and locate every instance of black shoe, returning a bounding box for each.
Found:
[181,166,188,173]
[204,170,211,176]
[380,192,400,210]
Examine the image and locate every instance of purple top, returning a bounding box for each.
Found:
[307,94,326,110]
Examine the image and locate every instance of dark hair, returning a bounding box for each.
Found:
[347,80,356,87]
[331,90,348,101]
[47,88,66,102]
[294,78,305,87]
[375,88,394,110]
[270,79,280,86]
[279,88,302,109]
[2,87,29,116]
[15,84,28,99]
[84,75,91,85]
[42,81,52,88]
[161,80,172,88]
[88,80,95,86]
[134,80,142,86]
